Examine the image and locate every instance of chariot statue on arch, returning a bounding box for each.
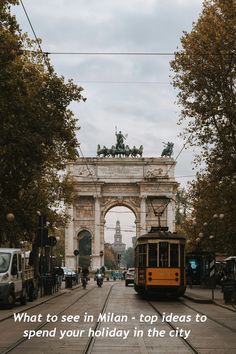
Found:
[97,128,143,158]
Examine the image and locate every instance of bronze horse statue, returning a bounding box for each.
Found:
[161,142,174,157]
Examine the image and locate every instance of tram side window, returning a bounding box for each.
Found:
[159,242,168,268]
[138,244,147,267]
[148,244,157,267]
[170,244,179,267]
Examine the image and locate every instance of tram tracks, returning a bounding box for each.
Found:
[0,285,100,354]
[83,284,115,354]
[147,300,200,354]
[179,299,236,334]
[146,296,236,354]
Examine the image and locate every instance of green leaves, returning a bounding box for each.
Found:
[171,0,236,254]
[0,1,85,245]
[171,0,236,157]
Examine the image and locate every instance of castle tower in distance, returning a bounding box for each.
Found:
[111,220,126,260]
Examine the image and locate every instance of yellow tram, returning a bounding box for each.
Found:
[134,227,186,298]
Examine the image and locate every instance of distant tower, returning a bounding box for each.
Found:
[112,220,126,264]
[114,220,122,244]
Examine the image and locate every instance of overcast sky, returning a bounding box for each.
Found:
[12,0,203,247]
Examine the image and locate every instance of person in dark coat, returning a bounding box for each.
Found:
[57,266,64,288]
[186,263,193,288]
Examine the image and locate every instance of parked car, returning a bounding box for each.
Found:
[62,267,77,282]
[125,268,135,286]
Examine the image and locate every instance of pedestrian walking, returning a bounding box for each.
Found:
[186,263,193,288]
[57,266,64,289]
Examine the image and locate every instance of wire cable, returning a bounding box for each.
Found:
[20,0,51,72]
[78,81,170,85]
[24,50,176,56]
[23,50,236,56]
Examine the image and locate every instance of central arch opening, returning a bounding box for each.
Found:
[104,206,136,269]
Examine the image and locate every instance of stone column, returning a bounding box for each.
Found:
[92,196,101,270]
[140,195,147,236]
[65,204,75,268]
[167,198,175,232]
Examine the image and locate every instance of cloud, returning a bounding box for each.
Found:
[12,0,204,236]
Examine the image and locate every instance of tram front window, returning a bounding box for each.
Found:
[170,244,179,267]
[148,244,157,267]
[159,242,168,267]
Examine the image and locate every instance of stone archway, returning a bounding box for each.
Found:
[65,157,178,270]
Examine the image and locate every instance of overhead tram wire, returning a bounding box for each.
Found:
[19,0,51,72]
[24,50,176,56]
[78,81,171,85]
[23,50,236,57]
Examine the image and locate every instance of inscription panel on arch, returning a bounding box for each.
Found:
[97,165,143,179]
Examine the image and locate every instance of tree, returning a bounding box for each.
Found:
[171,0,236,166]
[170,0,236,254]
[123,247,134,268]
[104,244,118,270]
[185,173,236,255]
[175,187,190,226]
[0,1,85,245]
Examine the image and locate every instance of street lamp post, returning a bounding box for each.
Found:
[74,249,79,283]
[6,212,15,247]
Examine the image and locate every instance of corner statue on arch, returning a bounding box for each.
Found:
[97,129,143,158]
[161,142,174,157]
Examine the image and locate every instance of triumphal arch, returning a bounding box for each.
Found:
[65,134,178,270]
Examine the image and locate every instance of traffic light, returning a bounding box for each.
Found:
[46,236,57,247]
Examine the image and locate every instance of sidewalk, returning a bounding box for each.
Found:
[184,285,236,311]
